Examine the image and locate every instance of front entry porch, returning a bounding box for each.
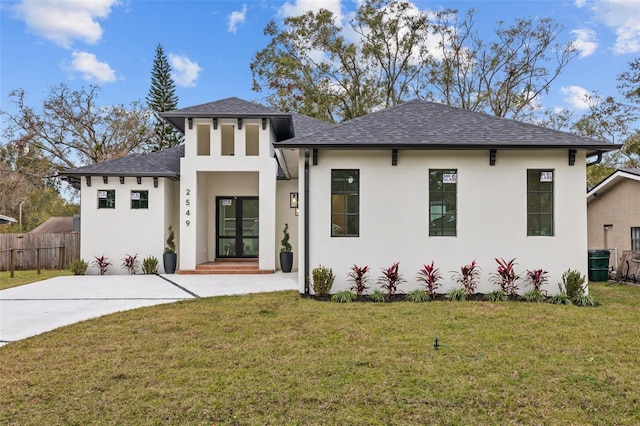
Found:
[177,259,274,275]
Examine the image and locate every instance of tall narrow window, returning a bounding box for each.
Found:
[429,169,457,236]
[527,169,554,236]
[197,124,210,156]
[131,190,149,209]
[632,227,640,250]
[331,170,359,237]
[246,124,259,156]
[98,190,115,209]
[221,125,235,156]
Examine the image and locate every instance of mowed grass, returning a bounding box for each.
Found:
[2,283,640,425]
[0,269,72,290]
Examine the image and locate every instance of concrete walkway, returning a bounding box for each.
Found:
[0,273,298,347]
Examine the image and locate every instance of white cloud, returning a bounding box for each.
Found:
[227,4,247,34]
[12,0,119,48]
[69,51,116,83]
[586,0,640,54]
[560,85,592,110]
[279,0,344,22]
[571,28,598,57]
[169,54,202,88]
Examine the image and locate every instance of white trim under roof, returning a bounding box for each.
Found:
[0,214,17,224]
[587,169,640,203]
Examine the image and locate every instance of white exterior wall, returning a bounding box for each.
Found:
[80,176,174,275]
[299,149,588,295]
[179,117,279,271]
[276,179,299,271]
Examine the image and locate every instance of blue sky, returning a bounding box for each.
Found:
[1,0,639,120]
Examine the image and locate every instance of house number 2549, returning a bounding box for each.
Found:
[185,189,191,226]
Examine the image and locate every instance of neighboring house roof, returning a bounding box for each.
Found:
[29,216,74,233]
[59,144,184,188]
[0,214,17,224]
[276,99,619,156]
[160,97,298,140]
[587,168,640,202]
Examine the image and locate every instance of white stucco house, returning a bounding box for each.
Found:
[61,97,618,295]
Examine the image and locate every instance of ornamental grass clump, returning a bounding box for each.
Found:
[416,261,442,300]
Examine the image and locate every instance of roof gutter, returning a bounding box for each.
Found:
[586,151,604,167]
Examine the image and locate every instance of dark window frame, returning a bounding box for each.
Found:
[632,227,640,250]
[131,190,149,209]
[97,189,115,209]
[527,169,554,236]
[331,169,359,237]
[429,169,457,237]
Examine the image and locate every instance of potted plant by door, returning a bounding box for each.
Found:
[280,223,293,273]
[163,225,177,274]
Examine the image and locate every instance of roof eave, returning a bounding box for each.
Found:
[274,142,621,153]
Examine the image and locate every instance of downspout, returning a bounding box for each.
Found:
[586,151,603,167]
[304,149,310,295]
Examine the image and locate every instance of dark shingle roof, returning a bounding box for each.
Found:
[276,99,619,154]
[290,112,334,137]
[160,97,297,139]
[59,145,184,186]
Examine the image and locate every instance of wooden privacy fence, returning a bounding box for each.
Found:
[0,233,80,272]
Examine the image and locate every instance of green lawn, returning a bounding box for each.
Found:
[1,283,640,425]
[0,269,72,290]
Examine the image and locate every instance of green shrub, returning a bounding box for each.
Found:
[446,288,468,301]
[370,289,388,303]
[312,265,335,297]
[561,269,586,299]
[406,289,429,302]
[484,290,508,302]
[142,256,159,274]
[331,290,355,303]
[69,258,88,275]
[522,289,546,303]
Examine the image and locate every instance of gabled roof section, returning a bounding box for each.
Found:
[58,144,184,188]
[160,97,296,140]
[276,99,619,156]
[587,168,640,202]
[29,216,73,233]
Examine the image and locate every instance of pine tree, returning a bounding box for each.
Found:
[146,43,182,151]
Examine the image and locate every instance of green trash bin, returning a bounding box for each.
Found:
[588,250,610,281]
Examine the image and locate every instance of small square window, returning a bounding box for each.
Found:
[98,190,115,209]
[131,190,148,209]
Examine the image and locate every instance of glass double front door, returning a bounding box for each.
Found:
[217,197,259,258]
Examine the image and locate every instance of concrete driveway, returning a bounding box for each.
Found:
[0,273,298,347]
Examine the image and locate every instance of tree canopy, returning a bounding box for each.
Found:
[251,0,577,123]
[1,84,153,171]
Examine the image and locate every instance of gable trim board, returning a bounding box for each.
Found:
[587,168,640,256]
[59,98,619,295]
